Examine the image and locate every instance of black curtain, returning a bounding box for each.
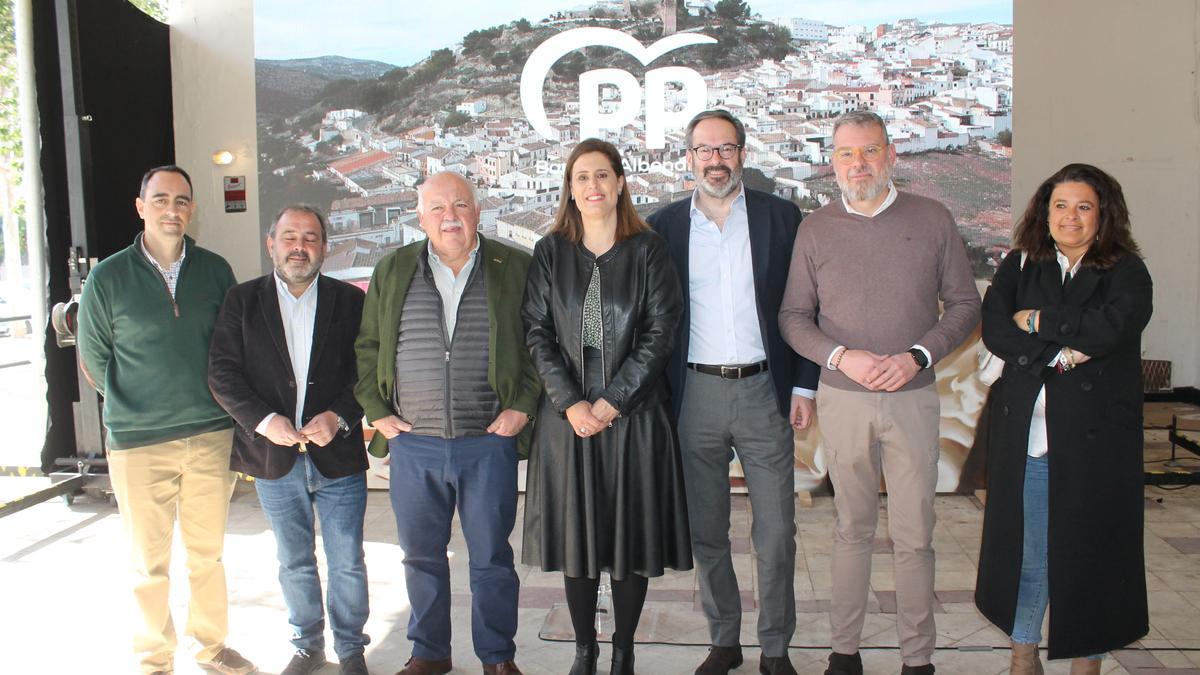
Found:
[35,0,175,472]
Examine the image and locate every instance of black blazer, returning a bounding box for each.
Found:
[209,274,367,480]
[648,188,820,419]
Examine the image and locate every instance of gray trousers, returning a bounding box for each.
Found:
[677,368,797,656]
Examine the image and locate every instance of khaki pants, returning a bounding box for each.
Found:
[817,384,939,667]
[108,428,236,674]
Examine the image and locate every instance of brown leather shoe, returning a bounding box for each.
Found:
[395,657,452,675]
[759,654,798,675]
[482,660,523,675]
[198,647,258,675]
[695,645,743,675]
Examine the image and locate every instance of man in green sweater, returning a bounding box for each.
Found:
[76,166,256,675]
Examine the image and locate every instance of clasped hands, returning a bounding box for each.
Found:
[369,408,530,440]
[565,398,619,438]
[262,410,341,448]
[838,349,921,392]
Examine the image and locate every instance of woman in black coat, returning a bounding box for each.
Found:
[522,138,692,675]
[975,163,1153,674]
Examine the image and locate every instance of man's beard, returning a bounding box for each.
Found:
[276,254,320,285]
[837,164,892,205]
[698,164,743,199]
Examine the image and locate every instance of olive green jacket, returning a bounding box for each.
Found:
[354,234,540,457]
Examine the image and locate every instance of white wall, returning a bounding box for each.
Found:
[168,0,261,281]
[168,0,1200,387]
[1013,0,1200,387]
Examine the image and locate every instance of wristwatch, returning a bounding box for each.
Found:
[907,348,929,369]
[335,415,350,433]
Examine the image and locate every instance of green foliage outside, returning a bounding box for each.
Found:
[0,0,23,262]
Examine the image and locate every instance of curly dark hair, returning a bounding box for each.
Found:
[1012,163,1140,269]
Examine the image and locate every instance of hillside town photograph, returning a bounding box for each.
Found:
[255,0,1014,287]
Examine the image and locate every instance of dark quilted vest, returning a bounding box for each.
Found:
[393,255,499,438]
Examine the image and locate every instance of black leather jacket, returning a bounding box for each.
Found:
[523,229,683,416]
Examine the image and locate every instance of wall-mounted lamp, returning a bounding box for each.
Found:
[212,150,235,166]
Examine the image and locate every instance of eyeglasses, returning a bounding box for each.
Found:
[831,144,886,164]
[690,144,742,160]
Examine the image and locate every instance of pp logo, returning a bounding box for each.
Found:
[520,27,716,150]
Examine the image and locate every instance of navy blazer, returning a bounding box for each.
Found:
[648,188,820,419]
[209,273,367,480]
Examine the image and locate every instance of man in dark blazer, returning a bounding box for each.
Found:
[209,205,370,675]
[647,109,820,675]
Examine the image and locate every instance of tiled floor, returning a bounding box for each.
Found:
[2,403,1200,674]
[4,482,1200,674]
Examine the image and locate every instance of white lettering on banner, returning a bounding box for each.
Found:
[535,157,689,177]
[520,27,716,150]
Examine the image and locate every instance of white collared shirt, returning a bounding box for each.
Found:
[139,236,186,299]
[1027,249,1084,458]
[688,185,814,399]
[426,237,481,341]
[826,181,930,370]
[256,273,319,433]
[841,180,899,218]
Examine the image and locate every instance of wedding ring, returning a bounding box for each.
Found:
[579,427,588,434]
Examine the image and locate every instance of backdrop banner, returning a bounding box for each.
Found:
[254,0,1013,493]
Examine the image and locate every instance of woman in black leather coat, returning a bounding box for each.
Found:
[522,139,693,675]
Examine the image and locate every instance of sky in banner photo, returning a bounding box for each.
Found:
[254,0,1012,66]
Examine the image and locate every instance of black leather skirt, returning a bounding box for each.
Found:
[523,348,693,580]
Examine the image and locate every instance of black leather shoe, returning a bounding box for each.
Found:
[899,665,934,675]
[695,646,743,675]
[568,642,599,675]
[281,649,327,675]
[610,645,634,675]
[340,653,370,675]
[824,652,863,675]
[759,654,797,675]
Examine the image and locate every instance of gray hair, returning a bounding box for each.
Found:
[684,109,747,149]
[269,204,330,242]
[832,110,890,144]
[417,171,480,213]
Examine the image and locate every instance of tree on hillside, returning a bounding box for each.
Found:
[514,18,532,32]
[715,0,750,22]
[381,67,409,83]
[443,111,470,129]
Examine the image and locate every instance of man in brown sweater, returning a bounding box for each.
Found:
[779,111,980,675]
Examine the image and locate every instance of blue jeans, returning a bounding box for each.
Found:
[1011,455,1049,644]
[255,454,370,660]
[1011,455,1101,661]
[388,432,519,664]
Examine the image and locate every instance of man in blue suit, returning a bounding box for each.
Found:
[648,109,820,675]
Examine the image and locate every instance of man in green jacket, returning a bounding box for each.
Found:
[355,171,539,675]
[76,166,256,675]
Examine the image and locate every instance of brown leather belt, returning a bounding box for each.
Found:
[686,361,769,379]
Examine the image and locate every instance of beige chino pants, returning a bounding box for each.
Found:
[107,428,236,674]
[817,383,940,667]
